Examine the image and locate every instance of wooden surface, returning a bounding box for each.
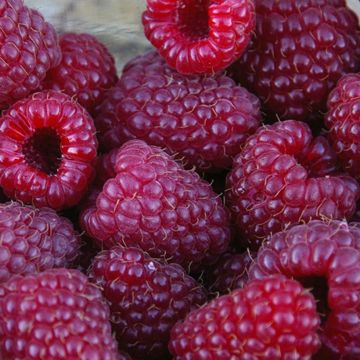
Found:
[25,0,360,73]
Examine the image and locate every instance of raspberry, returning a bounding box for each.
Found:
[43,33,118,114]
[249,220,360,359]
[232,0,360,123]
[142,0,255,74]
[169,275,321,359]
[0,268,120,360]
[0,91,98,210]
[80,140,231,270]
[203,250,253,295]
[325,73,360,181]
[94,147,119,187]
[0,201,80,283]
[94,51,261,172]
[0,0,61,110]
[226,120,359,247]
[88,245,207,359]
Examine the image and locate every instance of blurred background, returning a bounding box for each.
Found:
[26,0,148,72]
[26,0,360,73]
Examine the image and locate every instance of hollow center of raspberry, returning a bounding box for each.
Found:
[23,128,62,175]
[300,276,330,324]
[176,0,210,40]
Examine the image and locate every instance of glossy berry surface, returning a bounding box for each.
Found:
[94,51,261,172]
[80,140,231,270]
[226,120,359,247]
[142,0,255,74]
[0,201,80,283]
[204,250,253,295]
[43,32,118,114]
[0,0,61,110]
[169,275,320,359]
[325,73,360,181]
[0,268,119,360]
[88,245,207,359]
[232,0,360,123]
[249,220,360,359]
[0,91,98,210]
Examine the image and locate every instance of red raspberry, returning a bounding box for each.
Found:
[232,0,360,123]
[94,51,262,172]
[142,0,255,75]
[204,250,253,295]
[325,73,360,181]
[88,245,207,359]
[169,275,321,359]
[0,91,98,210]
[0,201,80,283]
[0,0,61,110]
[0,268,120,360]
[94,147,119,187]
[249,220,360,359]
[226,120,359,247]
[80,140,231,270]
[43,32,118,114]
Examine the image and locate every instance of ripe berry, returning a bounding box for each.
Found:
[325,73,360,181]
[169,275,321,359]
[226,120,359,247]
[232,0,360,123]
[142,0,255,74]
[80,140,231,270]
[94,147,119,187]
[43,32,118,114]
[0,0,61,110]
[0,201,80,283]
[94,51,262,172]
[0,91,98,210]
[88,245,207,359]
[203,250,253,295]
[0,268,120,360]
[249,220,360,359]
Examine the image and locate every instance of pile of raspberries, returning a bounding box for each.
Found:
[0,0,360,359]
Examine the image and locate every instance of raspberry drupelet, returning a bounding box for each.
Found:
[80,140,231,270]
[203,250,253,295]
[0,268,120,360]
[0,91,98,210]
[0,0,61,110]
[232,0,360,123]
[169,275,321,359]
[94,51,262,172]
[249,220,360,359]
[0,201,81,283]
[325,73,360,181]
[226,120,359,248]
[43,32,118,114]
[142,0,255,74]
[88,245,207,359]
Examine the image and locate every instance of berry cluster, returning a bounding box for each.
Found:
[0,0,359,359]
